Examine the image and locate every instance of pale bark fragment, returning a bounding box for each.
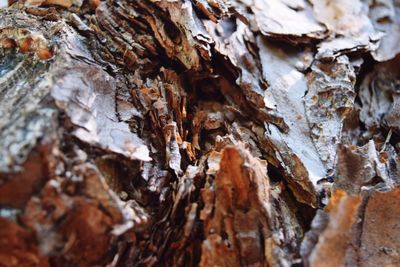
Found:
[369,0,400,61]
[305,55,356,170]
[252,0,326,43]
[311,0,380,60]
[258,36,324,207]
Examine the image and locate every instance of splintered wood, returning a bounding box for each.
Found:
[0,0,400,266]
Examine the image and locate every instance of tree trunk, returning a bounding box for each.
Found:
[1,1,400,266]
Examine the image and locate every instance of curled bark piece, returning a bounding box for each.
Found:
[311,0,379,60]
[252,0,326,44]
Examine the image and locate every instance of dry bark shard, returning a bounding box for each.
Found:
[1,0,400,266]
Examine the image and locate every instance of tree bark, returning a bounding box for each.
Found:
[1,1,400,266]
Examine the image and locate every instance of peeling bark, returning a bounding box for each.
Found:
[1,0,400,266]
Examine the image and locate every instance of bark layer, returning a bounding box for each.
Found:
[1,0,400,266]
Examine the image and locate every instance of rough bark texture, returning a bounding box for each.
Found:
[0,0,400,266]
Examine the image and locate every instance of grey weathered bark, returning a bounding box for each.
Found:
[0,0,400,266]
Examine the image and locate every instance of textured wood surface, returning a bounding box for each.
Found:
[0,0,400,266]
